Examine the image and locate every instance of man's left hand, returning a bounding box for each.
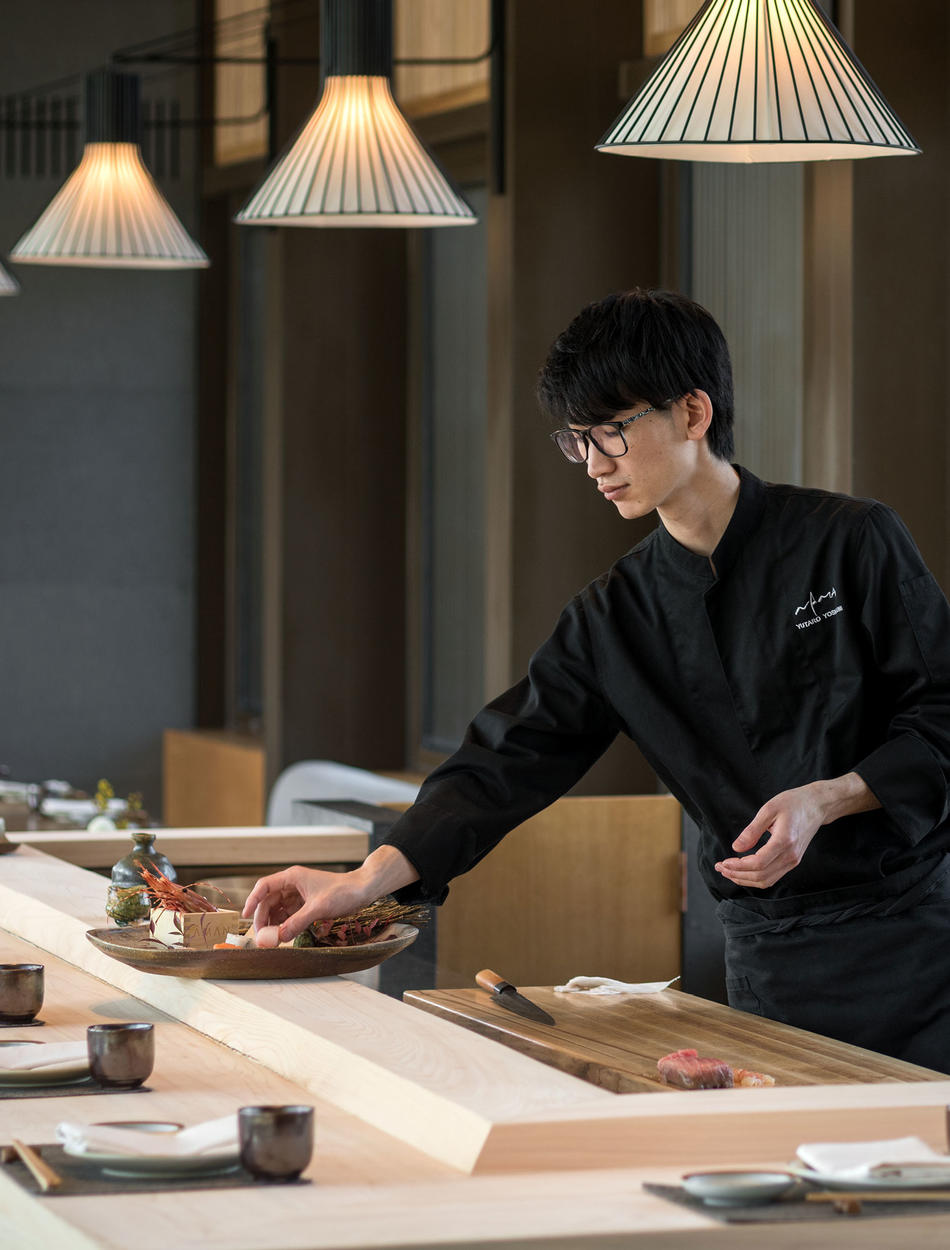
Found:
[715,785,825,888]
[715,772,880,889]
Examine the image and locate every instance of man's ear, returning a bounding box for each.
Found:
[682,390,713,441]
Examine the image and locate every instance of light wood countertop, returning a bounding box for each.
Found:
[3,845,950,1249]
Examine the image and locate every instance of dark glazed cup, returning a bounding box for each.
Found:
[86,1022,155,1088]
[0,964,44,1023]
[238,1105,314,1181]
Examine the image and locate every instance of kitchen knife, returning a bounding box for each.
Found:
[475,969,556,1026]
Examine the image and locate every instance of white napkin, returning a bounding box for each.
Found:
[554,975,680,995]
[797,1136,950,1182]
[0,1042,88,1072]
[56,1114,238,1159]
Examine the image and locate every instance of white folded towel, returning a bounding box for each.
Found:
[56,1114,238,1159]
[0,1042,88,1072]
[797,1136,950,1182]
[554,975,680,995]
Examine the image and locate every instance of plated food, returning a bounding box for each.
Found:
[96,867,427,978]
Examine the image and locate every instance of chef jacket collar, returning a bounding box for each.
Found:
[656,464,766,583]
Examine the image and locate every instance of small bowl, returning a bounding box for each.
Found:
[86,1022,155,1088]
[239,1105,313,1181]
[682,1170,797,1206]
[0,964,44,1023]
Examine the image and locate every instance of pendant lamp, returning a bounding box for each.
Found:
[598,0,920,162]
[10,70,209,268]
[236,0,476,227]
[0,262,19,295]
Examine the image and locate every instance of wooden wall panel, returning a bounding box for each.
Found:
[163,729,266,827]
[436,795,682,989]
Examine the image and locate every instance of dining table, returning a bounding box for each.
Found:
[3,842,950,1250]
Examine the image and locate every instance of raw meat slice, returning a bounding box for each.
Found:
[657,1048,734,1089]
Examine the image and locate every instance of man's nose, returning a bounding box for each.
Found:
[586,441,614,479]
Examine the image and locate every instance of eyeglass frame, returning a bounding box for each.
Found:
[549,404,664,464]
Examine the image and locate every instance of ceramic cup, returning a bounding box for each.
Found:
[0,963,44,1023]
[86,1022,155,1088]
[238,1105,314,1181]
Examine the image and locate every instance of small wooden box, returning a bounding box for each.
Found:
[149,908,250,949]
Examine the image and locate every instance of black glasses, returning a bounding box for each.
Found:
[549,407,660,464]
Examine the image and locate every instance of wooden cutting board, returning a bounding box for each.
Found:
[403,986,947,1093]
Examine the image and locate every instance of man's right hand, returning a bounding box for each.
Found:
[241,845,420,948]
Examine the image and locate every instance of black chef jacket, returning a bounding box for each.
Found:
[384,466,950,915]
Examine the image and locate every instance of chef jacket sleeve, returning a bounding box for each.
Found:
[382,596,621,903]
[852,504,950,844]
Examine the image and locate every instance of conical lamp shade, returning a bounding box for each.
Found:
[10,69,208,269]
[236,75,476,227]
[237,0,475,227]
[598,0,920,162]
[10,142,210,268]
[0,260,20,295]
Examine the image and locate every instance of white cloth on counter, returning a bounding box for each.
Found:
[42,797,126,820]
[0,1042,88,1072]
[796,1136,950,1182]
[553,975,680,995]
[56,1114,238,1158]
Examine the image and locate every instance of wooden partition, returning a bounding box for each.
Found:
[162,729,266,827]
[435,794,681,988]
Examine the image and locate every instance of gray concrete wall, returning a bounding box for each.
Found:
[0,2,201,810]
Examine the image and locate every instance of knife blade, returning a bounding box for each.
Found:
[475,969,556,1026]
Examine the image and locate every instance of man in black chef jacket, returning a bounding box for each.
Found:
[245,288,950,1071]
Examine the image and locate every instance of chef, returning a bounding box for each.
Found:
[245,289,950,1071]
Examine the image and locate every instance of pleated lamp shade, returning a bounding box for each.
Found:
[599,0,920,163]
[11,71,209,268]
[0,261,20,295]
[236,0,476,227]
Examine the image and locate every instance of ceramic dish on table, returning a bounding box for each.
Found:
[61,1120,240,1178]
[788,1161,950,1192]
[0,1041,90,1087]
[681,1171,798,1206]
[85,922,418,979]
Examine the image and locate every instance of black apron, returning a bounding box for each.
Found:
[717,856,950,1073]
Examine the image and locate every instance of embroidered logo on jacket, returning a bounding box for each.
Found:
[794,587,843,630]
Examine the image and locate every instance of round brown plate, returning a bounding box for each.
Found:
[84,924,418,979]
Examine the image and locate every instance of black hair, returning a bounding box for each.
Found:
[536,288,735,461]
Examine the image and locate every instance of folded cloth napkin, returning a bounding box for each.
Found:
[554,975,680,995]
[0,1042,88,1072]
[797,1136,950,1182]
[56,1114,238,1159]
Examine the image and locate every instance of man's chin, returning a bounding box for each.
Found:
[614,497,652,520]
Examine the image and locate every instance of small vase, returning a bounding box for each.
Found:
[105,830,177,926]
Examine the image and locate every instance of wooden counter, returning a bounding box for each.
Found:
[4,825,369,873]
[3,846,950,1249]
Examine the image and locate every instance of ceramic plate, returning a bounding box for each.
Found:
[63,1121,239,1177]
[0,1046,90,1086]
[682,1170,797,1206]
[788,1161,950,1192]
[85,923,418,979]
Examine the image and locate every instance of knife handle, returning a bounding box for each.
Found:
[476,969,510,994]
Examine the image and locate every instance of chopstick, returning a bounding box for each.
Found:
[806,1190,950,1203]
[10,1139,62,1191]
